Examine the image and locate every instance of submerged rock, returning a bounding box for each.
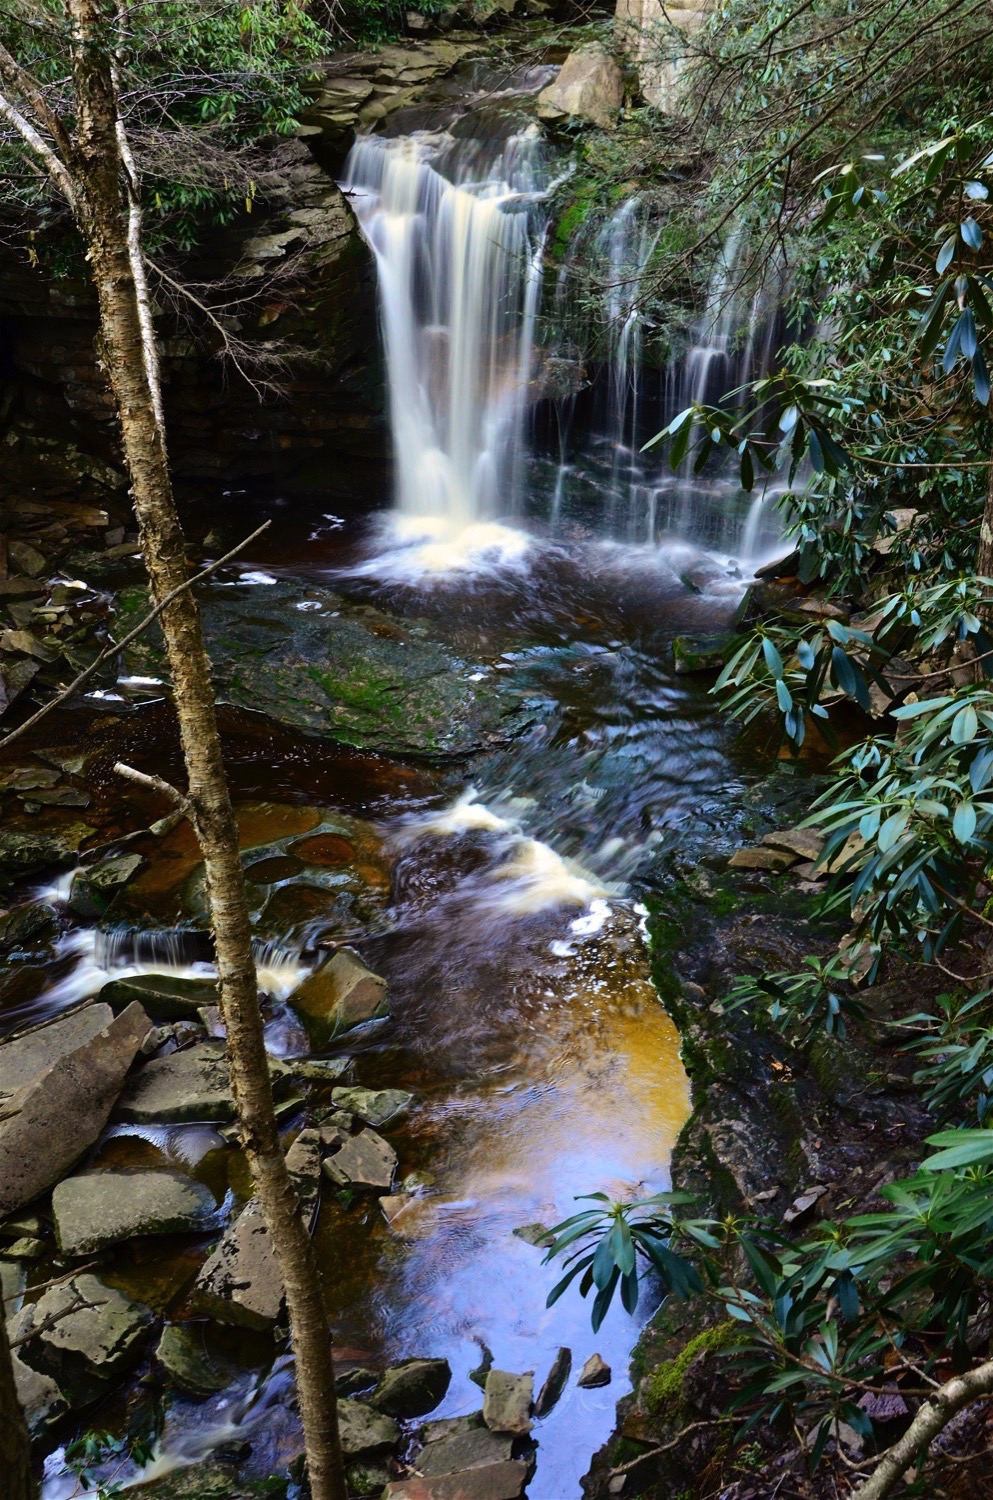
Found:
[482,1370,533,1435]
[0,900,57,953]
[52,1169,217,1256]
[330,1085,412,1127]
[672,633,732,675]
[289,947,389,1042]
[118,580,532,758]
[14,1272,152,1407]
[0,1001,151,1218]
[370,1357,452,1418]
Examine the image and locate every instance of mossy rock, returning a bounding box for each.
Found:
[116,581,533,758]
[645,1320,745,1417]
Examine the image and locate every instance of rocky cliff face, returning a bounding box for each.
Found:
[0,138,385,523]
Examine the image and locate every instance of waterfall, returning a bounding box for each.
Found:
[343,131,552,530]
[344,120,786,569]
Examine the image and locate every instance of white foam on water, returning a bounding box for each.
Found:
[351,514,534,584]
[482,837,613,915]
[37,928,310,1014]
[404,787,516,840]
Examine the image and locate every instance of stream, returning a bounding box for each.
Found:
[5,60,784,1500]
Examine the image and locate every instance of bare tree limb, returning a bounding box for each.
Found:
[0,520,271,752]
[112,761,189,810]
[851,1359,993,1499]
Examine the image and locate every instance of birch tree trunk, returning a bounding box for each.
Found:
[4,5,346,1496]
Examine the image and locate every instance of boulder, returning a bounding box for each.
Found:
[154,1324,230,1395]
[382,1463,530,1499]
[0,823,95,887]
[0,901,57,953]
[482,1370,533,1435]
[15,1273,152,1407]
[577,1352,611,1388]
[322,1126,397,1192]
[289,948,388,1042]
[0,1002,113,1095]
[114,1040,290,1123]
[0,1001,151,1218]
[99,972,220,1021]
[417,1414,513,1475]
[52,1169,217,1256]
[370,1357,451,1418]
[347,1462,393,1497]
[534,1346,571,1416]
[672,633,732,675]
[337,1397,401,1459]
[536,44,623,130]
[7,1323,67,1436]
[68,853,146,918]
[330,1085,412,1127]
[193,1198,282,1330]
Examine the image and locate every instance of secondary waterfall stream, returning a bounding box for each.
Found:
[14,85,787,1500]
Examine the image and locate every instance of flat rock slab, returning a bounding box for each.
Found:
[0,1002,113,1094]
[100,973,220,1021]
[114,1040,289,1123]
[118,580,533,759]
[417,1418,513,1476]
[727,846,793,872]
[52,1168,216,1256]
[383,1462,530,1499]
[483,1371,533,1435]
[15,1272,152,1407]
[193,1198,282,1330]
[0,1001,151,1219]
[287,1127,322,1224]
[331,1085,413,1127]
[370,1357,451,1418]
[761,828,825,862]
[322,1126,397,1192]
[7,1320,67,1436]
[337,1397,401,1459]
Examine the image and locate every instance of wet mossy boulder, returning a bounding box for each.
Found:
[117,581,532,758]
[672,632,733,675]
[369,1357,452,1418]
[99,972,220,1021]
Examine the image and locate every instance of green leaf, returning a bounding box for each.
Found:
[923,1129,993,1170]
[953,801,978,842]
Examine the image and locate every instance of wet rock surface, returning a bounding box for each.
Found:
[113,1039,290,1124]
[482,1370,533,1435]
[289,946,389,1040]
[52,1168,217,1256]
[13,1272,152,1408]
[0,1001,151,1217]
[370,1357,452,1418]
[118,580,534,758]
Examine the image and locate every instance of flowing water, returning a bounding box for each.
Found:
[8,82,786,1500]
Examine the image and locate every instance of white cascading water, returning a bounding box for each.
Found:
[343,131,553,552]
[343,124,785,568]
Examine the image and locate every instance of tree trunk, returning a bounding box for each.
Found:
[59,4,345,1496]
[0,1315,35,1500]
[850,1357,993,1500]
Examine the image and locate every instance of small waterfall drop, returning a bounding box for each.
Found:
[343,131,552,531]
